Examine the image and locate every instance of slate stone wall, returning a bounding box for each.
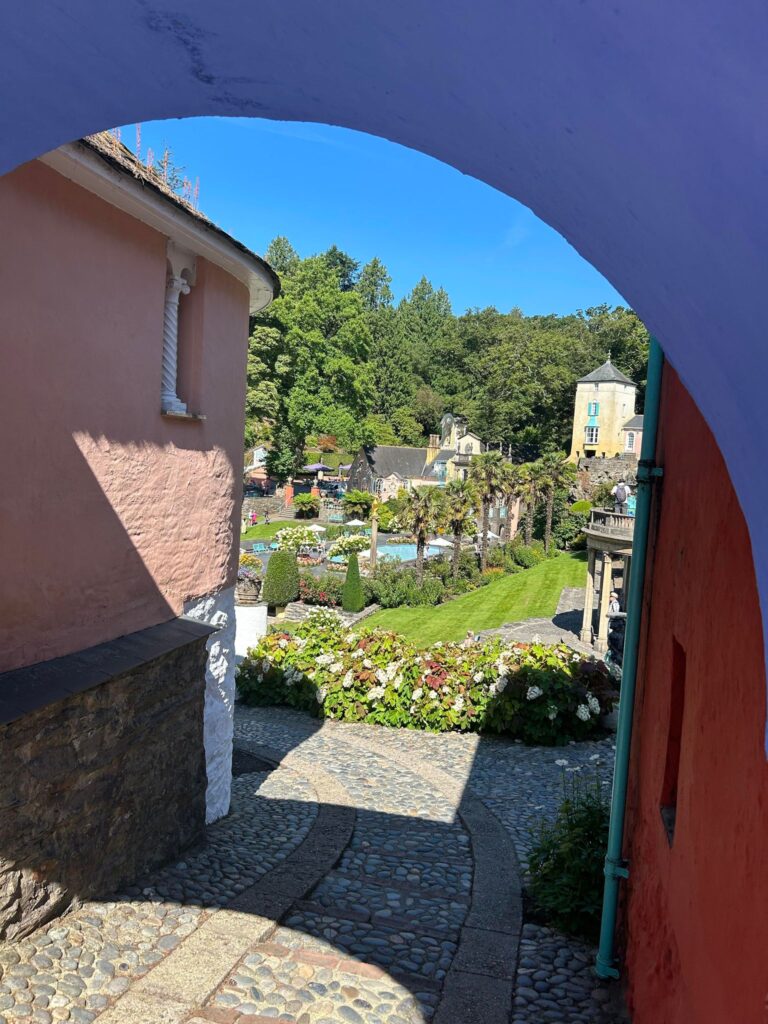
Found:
[0,620,211,940]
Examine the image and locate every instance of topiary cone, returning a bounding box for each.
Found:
[263,550,299,610]
[342,551,365,613]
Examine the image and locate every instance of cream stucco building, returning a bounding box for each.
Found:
[568,359,642,461]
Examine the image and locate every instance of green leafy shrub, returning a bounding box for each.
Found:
[342,489,375,518]
[528,774,610,941]
[512,544,539,569]
[298,572,344,607]
[368,562,445,608]
[328,534,369,560]
[237,610,616,743]
[262,550,299,606]
[553,509,590,550]
[275,525,318,551]
[590,481,616,507]
[293,493,321,518]
[570,499,592,514]
[342,552,365,613]
[376,504,397,533]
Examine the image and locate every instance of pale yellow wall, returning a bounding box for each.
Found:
[568,380,636,461]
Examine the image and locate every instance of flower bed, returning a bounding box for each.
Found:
[237,608,616,744]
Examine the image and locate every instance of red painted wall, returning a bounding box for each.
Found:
[624,368,768,1022]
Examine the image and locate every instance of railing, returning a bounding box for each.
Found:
[586,508,636,540]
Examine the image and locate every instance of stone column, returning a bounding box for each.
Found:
[595,551,614,653]
[580,546,597,643]
[161,274,190,413]
[623,554,632,606]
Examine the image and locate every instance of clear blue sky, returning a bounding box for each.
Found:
[132,117,627,316]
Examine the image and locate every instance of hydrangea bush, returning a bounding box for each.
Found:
[275,525,319,552]
[237,609,616,744]
[327,534,370,560]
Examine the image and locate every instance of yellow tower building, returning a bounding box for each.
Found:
[568,358,637,461]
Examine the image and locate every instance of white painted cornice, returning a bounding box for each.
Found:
[39,142,278,314]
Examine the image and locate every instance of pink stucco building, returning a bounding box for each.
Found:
[0,134,278,937]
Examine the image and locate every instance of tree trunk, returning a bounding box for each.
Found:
[524,496,534,546]
[370,513,378,570]
[544,488,554,554]
[452,530,462,578]
[502,497,512,542]
[416,533,425,582]
[481,499,490,570]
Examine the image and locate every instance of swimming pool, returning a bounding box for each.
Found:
[330,542,443,563]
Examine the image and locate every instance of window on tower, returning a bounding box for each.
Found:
[585,426,599,445]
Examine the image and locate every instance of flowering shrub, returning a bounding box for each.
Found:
[328,534,369,559]
[298,572,344,607]
[275,525,319,552]
[237,609,617,744]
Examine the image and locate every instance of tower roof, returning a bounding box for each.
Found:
[578,358,636,386]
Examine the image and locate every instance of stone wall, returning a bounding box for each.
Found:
[572,455,638,501]
[0,618,213,941]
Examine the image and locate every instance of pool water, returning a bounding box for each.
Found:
[330,542,443,563]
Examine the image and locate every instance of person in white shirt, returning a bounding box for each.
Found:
[612,480,631,514]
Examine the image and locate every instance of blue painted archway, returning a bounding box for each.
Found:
[3,1,768,698]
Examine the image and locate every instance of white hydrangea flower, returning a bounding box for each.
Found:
[587,694,601,716]
[497,677,508,693]
[363,658,373,669]
[278,638,288,649]
[316,653,333,667]
[412,687,423,701]
[352,648,365,660]
[572,652,581,662]
[526,685,543,701]
[386,663,398,681]
[433,641,443,648]
[488,682,499,697]
[366,685,385,702]
[430,691,438,700]
[329,662,343,674]
[576,704,591,722]
[454,696,465,712]
[547,705,558,720]
[442,685,450,694]
[342,670,355,689]
[393,676,403,690]
[316,687,327,703]
[375,668,388,684]
[473,671,484,683]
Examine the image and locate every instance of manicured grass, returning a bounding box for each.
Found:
[241,521,290,541]
[362,552,587,646]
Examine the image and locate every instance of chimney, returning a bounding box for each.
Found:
[425,434,441,466]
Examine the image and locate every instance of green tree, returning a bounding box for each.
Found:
[356,257,394,311]
[519,460,547,546]
[265,236,299,276]
[444,479,478,578]
[401,486,444,582]
[342,551,365,612]
[322,245,359,291]
[391,407,425,445]
[343,490,375,518]
[537,452,578,554]
[468,450,507,570]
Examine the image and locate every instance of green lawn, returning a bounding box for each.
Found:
[241,521,289,542]
[362,552,587,646]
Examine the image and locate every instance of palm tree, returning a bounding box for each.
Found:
[444,479,478,578]
[499,463,525,542]
[538,451,577,554]
[468,450,507,570]
[402,486,444,582]
[519,461,544,546]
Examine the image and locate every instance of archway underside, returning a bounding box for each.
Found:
[4,0,768,732]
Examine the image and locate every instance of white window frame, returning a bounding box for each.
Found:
[585,426,599,445]
[625,431,636,451]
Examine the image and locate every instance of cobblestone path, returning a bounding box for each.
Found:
[0,707,625,1024]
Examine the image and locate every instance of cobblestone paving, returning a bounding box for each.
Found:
[0,705,624,1023]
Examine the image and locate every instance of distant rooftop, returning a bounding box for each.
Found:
[578,358,636,386]
[623,414,644,430]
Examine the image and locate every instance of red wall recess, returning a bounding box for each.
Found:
[623,368,768,1023]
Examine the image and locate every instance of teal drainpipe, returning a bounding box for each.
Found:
[596,336,665,979]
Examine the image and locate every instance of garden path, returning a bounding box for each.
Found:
[0,708,625,1024]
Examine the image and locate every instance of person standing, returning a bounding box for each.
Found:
[608,590,621,615]
[612,480,631,514]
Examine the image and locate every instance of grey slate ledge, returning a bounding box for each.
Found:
[0,615,217,726]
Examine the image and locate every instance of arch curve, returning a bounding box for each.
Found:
[4,1,768,699]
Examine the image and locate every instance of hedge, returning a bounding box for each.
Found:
[262,550,299,606]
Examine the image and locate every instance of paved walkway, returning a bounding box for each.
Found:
[0,708,624,1024]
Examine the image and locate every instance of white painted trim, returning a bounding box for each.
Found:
[39,143,276,313]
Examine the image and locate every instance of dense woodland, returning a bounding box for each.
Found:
[246,237,649,477]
